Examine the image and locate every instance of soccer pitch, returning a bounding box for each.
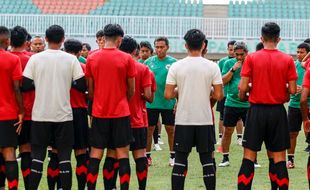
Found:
[16,109,309,190]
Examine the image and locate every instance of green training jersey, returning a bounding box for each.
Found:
[138,59,145,63]
[222,58,250,108]
[289,60,310,108]
[79,56,86,64]
[145,55,177,109]
[218,56,234,97]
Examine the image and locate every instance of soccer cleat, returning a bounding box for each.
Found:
[216,138,222,145]
[286,160,295,169]
[218,160,230,167]
[153,144,162,151]
[237,138,243,146]
[254,161,261,168]
[158,137,164,145]
[147,157,152,166]
[169,158,175,167]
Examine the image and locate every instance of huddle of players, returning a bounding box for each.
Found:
[2,21,310,190]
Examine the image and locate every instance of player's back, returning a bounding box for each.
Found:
[242,49,297,104]
[86,48,136,118]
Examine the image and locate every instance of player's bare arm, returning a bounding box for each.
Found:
[164,84,177,99]
[13,80,24,134]
[238,77,250,101]
[127,77,135,100]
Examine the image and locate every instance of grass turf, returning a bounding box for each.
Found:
[16,108,309,189]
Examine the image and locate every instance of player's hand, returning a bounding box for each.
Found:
[303,119,310,133]
[233,61,242,70]
[296,85,302,95]
[173,103,177,114]
[14,113,24,135]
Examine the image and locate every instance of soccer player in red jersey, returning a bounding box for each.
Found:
[85,24,136,190]
[300,68,310,189]
[0,26,24,190]
[10,25,34,190]
[238,22,297,190]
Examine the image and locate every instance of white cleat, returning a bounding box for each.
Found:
[158,138,164,145]
[216,138,222,145]
[218,160,230,167]
[254,162,261,168]
[237,138,243,146]
[154,144,162,151]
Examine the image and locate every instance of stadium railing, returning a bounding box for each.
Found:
[0,14,308,41]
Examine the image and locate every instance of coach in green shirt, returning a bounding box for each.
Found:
[144,37,177,166]
[219,42,249,167]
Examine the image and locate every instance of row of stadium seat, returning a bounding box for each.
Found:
[229,0,310,19]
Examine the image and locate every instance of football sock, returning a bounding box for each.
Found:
[47,152,59,190]
[5,161,18,190]
[0,154,6,188]
[275,161,289,190]
[103,157,117,190]
[172,151,188,190]
[75,154,88,190]
[20,152,31,190]
[237,159,254,190]
[200,152,215,190]
[119,158,131,190]
[87,158,100,190]
[268,158,278,190]
[135,157,148,190]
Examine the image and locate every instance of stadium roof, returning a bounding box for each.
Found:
[203,0,252,4]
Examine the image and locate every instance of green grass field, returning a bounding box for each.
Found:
[16,108,309,190]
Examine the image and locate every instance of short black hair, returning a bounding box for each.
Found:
[0,26,10,47]
[96,30,105,38]
[304,38,310,44]
[82,43,91,51]
[256,42,264,51]
[154,37,169,46]
[103,24,124,38]
[140,41,153,54]
[45,25,65,44]
[297,42,310,53]
[227,40,236,47]
[10,26,28,48]
[119,35,138,54]
[26,32,32,42]
[64,39,82,54]
[184,29,206,51]
[261,22,280,42]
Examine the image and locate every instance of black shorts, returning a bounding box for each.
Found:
[0,120,18,148]
[216,97,226,120]
[130,128,147,151]
[287,107,305,132]
[31,121,74,149]
[223,106,248,127]
[89,116,133,149]
[73,108,89,149]
[174,125,215,153]
[242,104,290,152]
[147,109,175,126]
[18,120,31,145]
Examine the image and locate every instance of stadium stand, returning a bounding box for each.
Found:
[0,0,41,14]
[0,0,203,17]
[229,0,310,19]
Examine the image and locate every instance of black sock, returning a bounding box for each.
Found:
[59,160,72,190]
[158,134,161,139]
[223,153,229,161]
[268,158,278,190]
[213,158,217,173]
[200,152,215,190]
[153,125,159,144]
[0,154,5,188]
[172,151,188,190]
[275,161,289,190]
[20,152,31,190]
[170,152,176,159]
[75,154,88,190]
[47,153,59,190]
[219,133,222,139]
[287,155,294,163]
[146,153,151,159]
[237,134,242,139]
[5,161,18,190]
[87,158,100,190]
[29,145,46,190]
[112,160,119,189]
[119,158,131,190]
[237,159,254,190]
[103,157,117,190]
[307,156,310,189]
[135,157,148,190]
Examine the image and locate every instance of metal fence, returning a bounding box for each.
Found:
[0,14,309,40]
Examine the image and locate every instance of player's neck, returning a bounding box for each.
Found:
[11,47,25,52]
[48,44,61,50]
[104,41,117,49]
[157,55,167,60]
[263,42,277,50]
[188,50,202,57]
